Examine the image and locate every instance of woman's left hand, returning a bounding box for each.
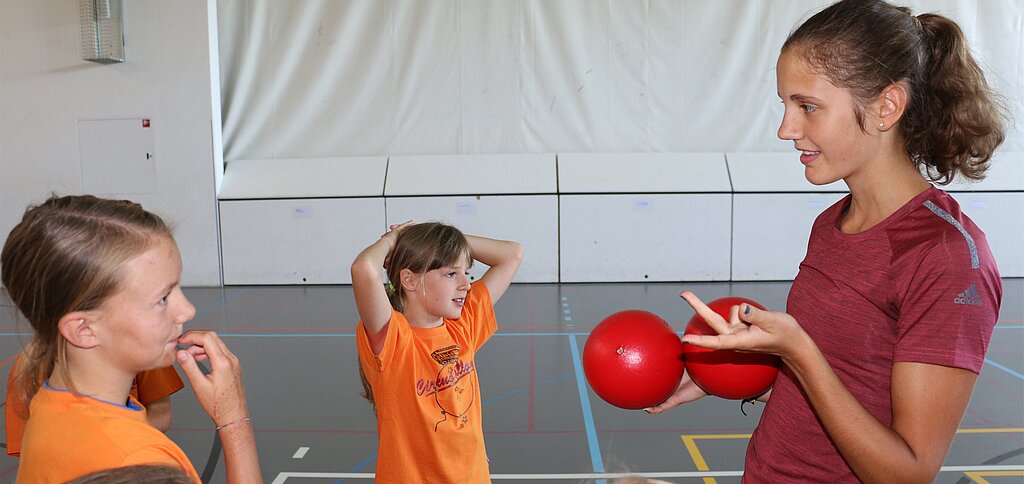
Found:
[679,291,807,360]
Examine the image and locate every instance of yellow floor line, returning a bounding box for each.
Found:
[676,428,1024,483]
[962,470,1024,484]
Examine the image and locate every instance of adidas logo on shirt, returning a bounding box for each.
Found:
[953,284,983,306]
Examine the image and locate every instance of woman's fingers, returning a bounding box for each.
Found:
[681,332,742,350]
[681,291,732,335]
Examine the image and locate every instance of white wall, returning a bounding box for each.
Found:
[0,0,222,285]
[216,0,1023,161]
[2,1,1020,286]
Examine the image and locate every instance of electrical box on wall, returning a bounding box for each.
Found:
[78,117,156,195]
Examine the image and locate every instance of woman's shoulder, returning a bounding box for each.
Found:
[891,189,987,257]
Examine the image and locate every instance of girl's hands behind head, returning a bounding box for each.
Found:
[381,220,413,269]
[381,221,414,241]
[175,331,250,426]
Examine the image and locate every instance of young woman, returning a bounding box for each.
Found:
[649,1,1005,482]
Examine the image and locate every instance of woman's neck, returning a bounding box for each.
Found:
[841,153,931,234]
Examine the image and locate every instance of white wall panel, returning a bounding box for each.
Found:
[950,192,1024,278]
[558,152,729,193]
[219,198,385,284]
[945,151,1024,191]
[385,195,558,283]
[727,152,848,192]
[733,193,847,280]
[386,154,557,196]
[219,157,388,199]
[560,194,731,282]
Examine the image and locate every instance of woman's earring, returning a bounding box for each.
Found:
[879,122,884,128]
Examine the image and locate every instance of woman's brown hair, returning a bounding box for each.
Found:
[783,0,1006,184]
[1,195,171,417]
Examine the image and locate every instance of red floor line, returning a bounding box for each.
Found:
[193,326,355,332]
[170,427,770,435]
[0,464,17,479]
[963,405,998,428]
[1,353,19,368]
[528,335,536,431]
[528,291,537,327]
[171,427,377,434]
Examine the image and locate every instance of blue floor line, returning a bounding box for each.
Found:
[351,454,376,472]
[538,374,573,386]
[193,287,252,317]
[568,334,605,474]
[985,358,1024,380]
[482,387,528,406]
[481,373,573,406]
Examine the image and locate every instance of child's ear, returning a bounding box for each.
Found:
[877,82,908,131]
[57,311,100,349]
[400,268,419,292]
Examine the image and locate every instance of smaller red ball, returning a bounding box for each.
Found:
[683,297,780,400]
[583,310,685,410]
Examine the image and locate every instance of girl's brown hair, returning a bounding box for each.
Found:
[66,464,194,484]
[359,222,471,407]
[1,195,171,416]
[783,0,1006,184]
[383,222,472,312]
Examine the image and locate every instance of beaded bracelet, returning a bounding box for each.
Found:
[216,416,252,431]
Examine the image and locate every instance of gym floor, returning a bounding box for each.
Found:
[2,279,1022,483]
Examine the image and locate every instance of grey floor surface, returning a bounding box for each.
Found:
[2,279,1022,483]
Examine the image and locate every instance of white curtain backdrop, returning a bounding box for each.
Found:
[217,0,1023,162]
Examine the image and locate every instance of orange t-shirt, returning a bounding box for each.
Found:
[5,359,183,457]
[16,384,199,484]
[357,281,497,483]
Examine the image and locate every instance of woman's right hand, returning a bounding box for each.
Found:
[644,369,707,414]
[175,330,250,427]
[679,291,807,361]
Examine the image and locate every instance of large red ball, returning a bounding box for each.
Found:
[583,310,685,410]
[683,297,780,400]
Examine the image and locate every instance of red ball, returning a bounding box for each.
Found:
[583,310,685,410]
[683,296,780,400]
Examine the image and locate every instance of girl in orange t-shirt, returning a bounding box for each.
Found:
[5,362,182,457]
[2,195,261,484]
[353,222,523,483]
